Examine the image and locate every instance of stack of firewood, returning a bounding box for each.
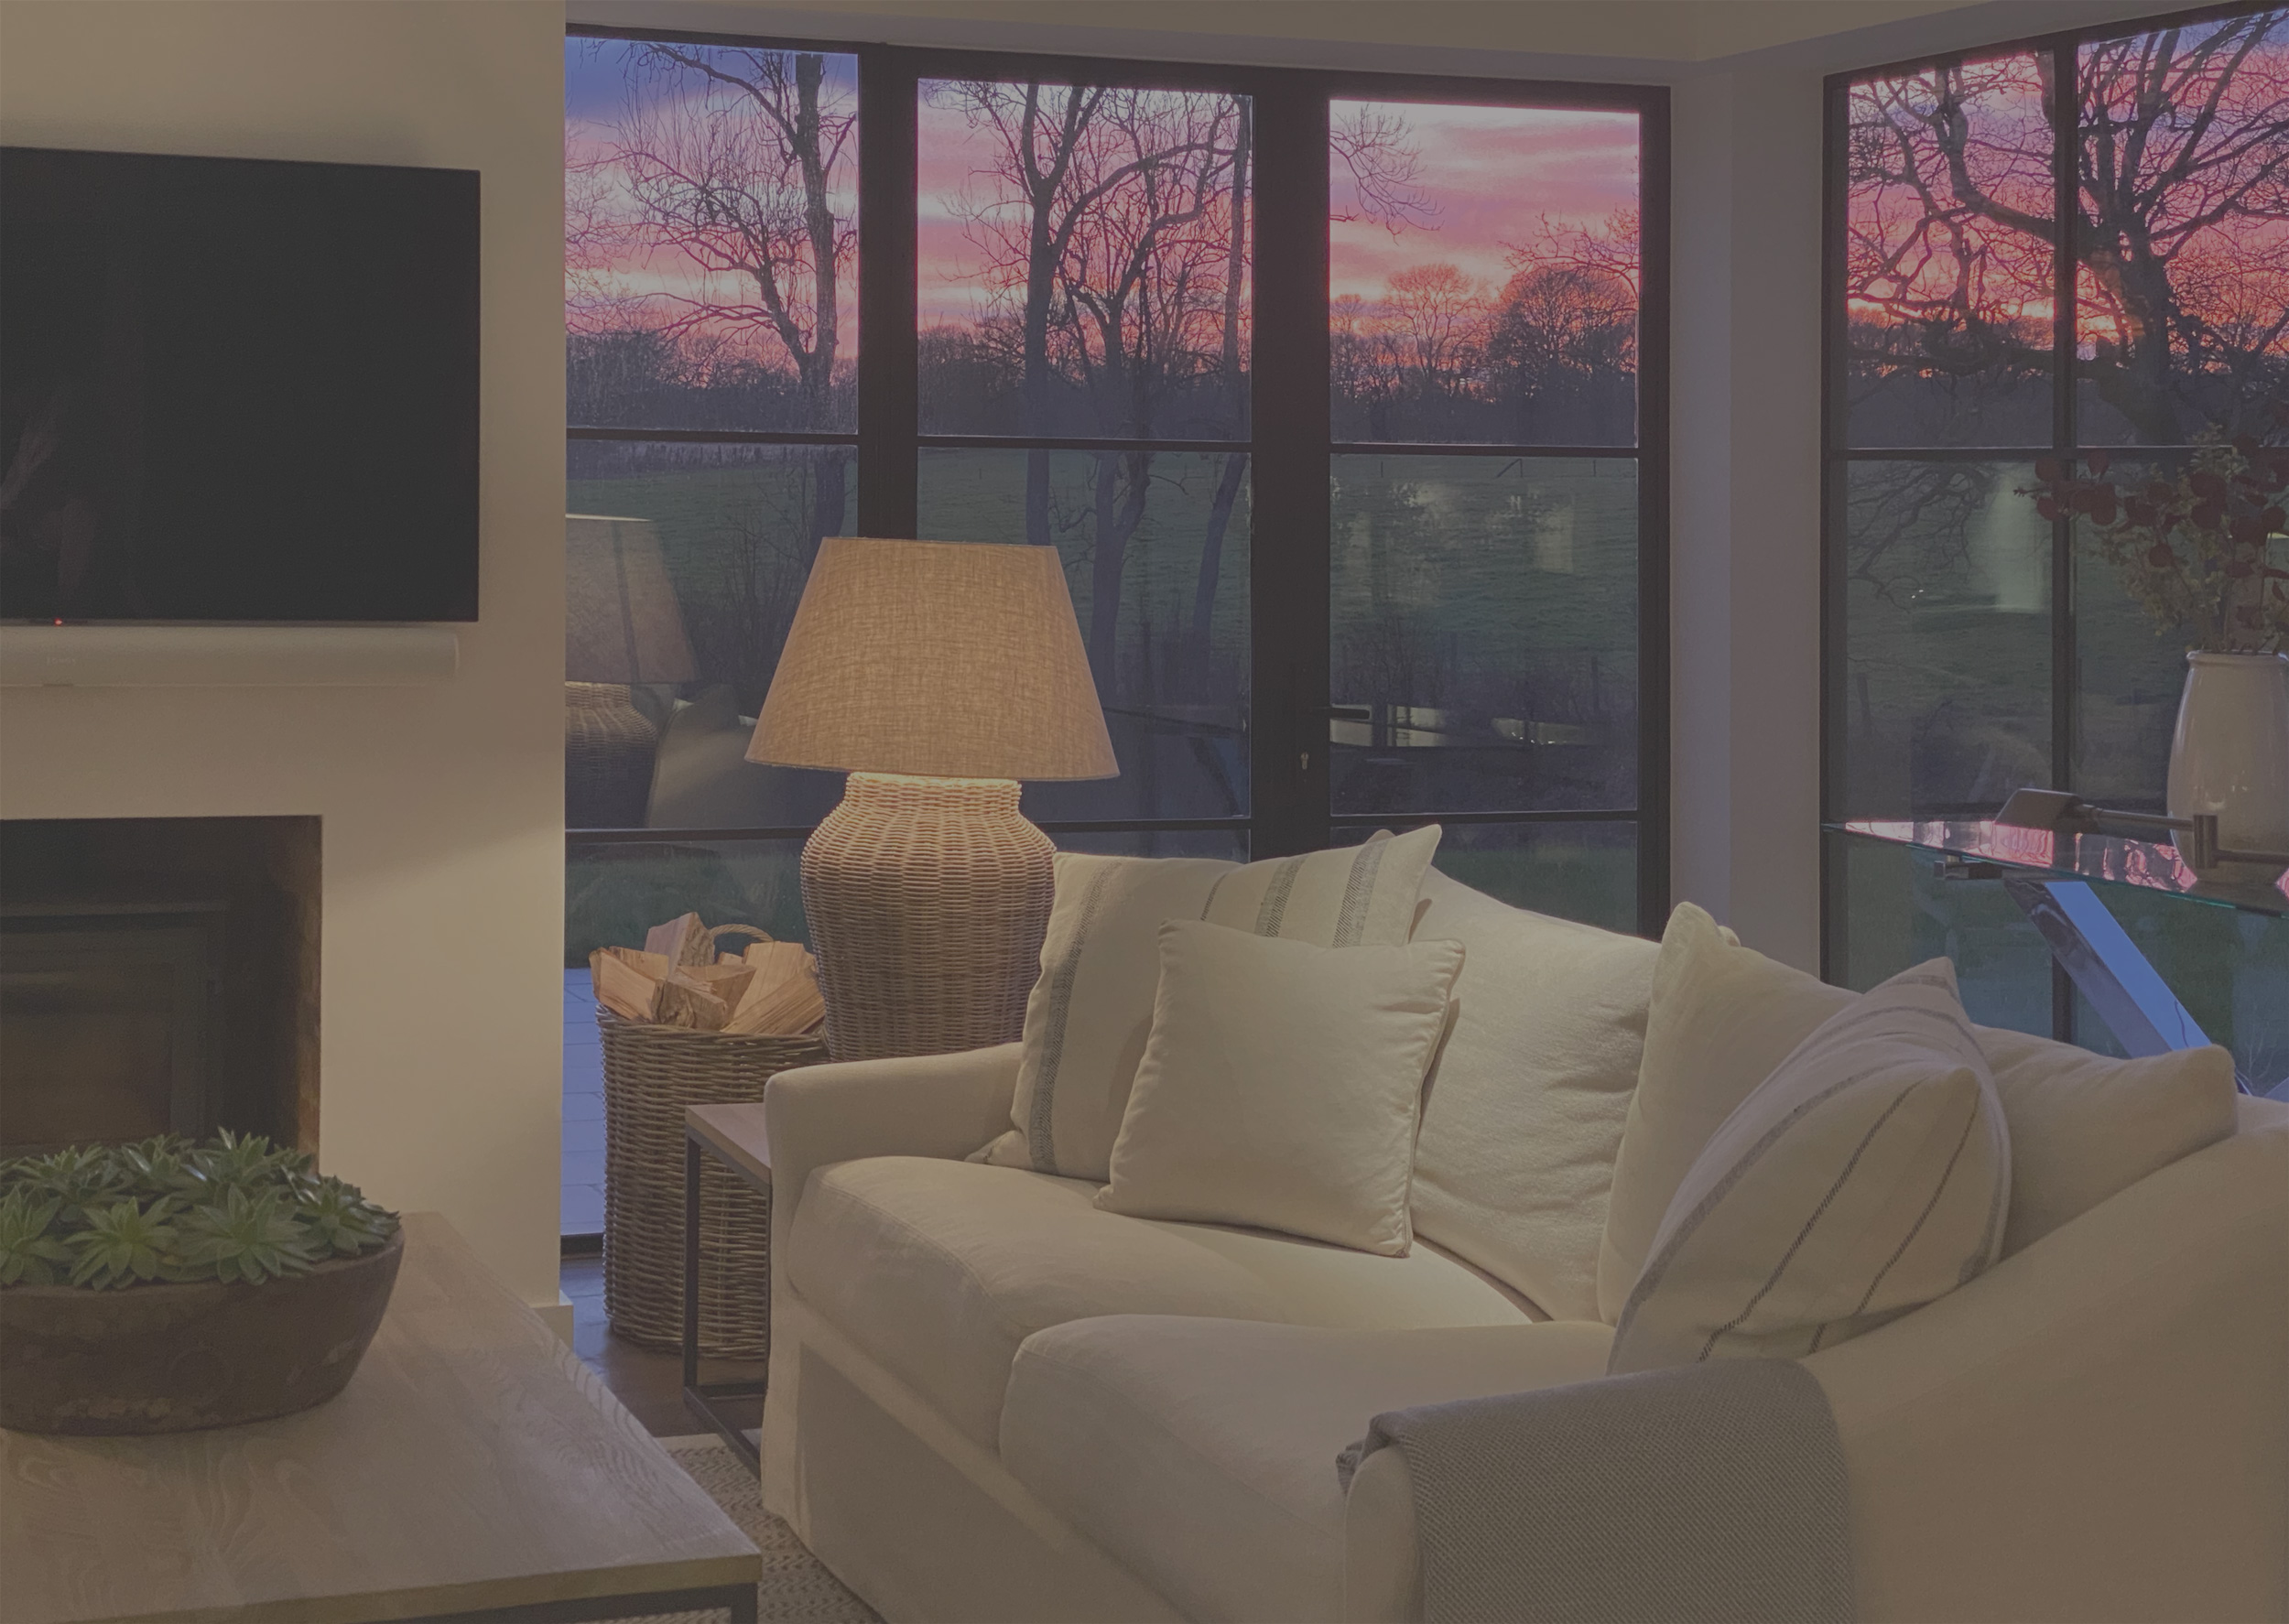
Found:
[588,913,825,1035]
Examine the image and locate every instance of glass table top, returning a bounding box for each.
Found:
[1829,819,2289,919]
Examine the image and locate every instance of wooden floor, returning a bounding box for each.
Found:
[561,1254,765,1438]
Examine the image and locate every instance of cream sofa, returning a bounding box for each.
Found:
[759,869,2289,1623]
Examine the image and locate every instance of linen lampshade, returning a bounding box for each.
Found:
[566,515,699,685]
[746,536,1118,1064]
[747,536,1115,781]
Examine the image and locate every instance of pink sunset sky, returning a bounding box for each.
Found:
[1327,102,1640,305]
[913,91,1641,329]
[568,44,1645,352]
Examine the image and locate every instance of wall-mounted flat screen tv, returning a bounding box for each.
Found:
[0,146,479,623]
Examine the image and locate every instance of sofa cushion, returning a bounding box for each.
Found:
[1001,1315,1615,1624]
[1599,903,1854,1320]
[1979,1026,2239,1254]
[1599,905,2243,1318]
[1406,868,1659,1321]
[1098,922,1464,1255]
[787,1154,1534,1448]
[983,828,1441,1181]
[1609,958,2008,1374]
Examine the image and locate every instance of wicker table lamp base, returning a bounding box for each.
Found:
[566,682,658,829]
[802,772,1053,1062]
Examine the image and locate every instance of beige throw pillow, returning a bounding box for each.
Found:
[1980,1028,2239,1254]
[1599,904,2242,1321]
[1406,869,1660,1322]
[1096,920,1464,1255]
[1608,958,2008,1373]
[984,828,1442,1180]
[1597,904,1854,1321]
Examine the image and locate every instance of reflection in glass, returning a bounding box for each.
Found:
[1822,828,2054,1034]
[1329,456,1635,815]
[2067,890,2289,1097]
[2072,455,2197,810]
[1340,819,1636,934]
[917,80,1250,444]
[567,839,808,966]
[2077,14,2289,447]
[1839,460,2051,817]
[566,38,858,432]
[1329,102,1640,446]
[566,441,852,830]
[918,449,1250,824]
[1842,54,2055,447]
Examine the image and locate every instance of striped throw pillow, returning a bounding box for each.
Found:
[1608,958,2009,1374]
[980,828,1441,1181]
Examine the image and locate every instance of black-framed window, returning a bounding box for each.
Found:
[566,29,1670,956]
[1820,4,2289,1033]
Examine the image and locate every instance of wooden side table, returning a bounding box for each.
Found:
[684,1101,772,1471]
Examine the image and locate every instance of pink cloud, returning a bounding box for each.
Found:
[1331,102,1639,303]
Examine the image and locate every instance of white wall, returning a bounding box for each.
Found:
[0,1,568,1308]
[1668,68,1828,970]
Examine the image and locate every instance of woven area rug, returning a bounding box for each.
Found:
[604,1436,880,1623]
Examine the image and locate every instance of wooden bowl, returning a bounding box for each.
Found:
[0,1230,402,1435]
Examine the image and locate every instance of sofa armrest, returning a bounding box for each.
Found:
[1805,1111,2289,1624]
[1344,1442,1425,1623]
[1344,1117,2289,1624]
[765,1042,1019,1236]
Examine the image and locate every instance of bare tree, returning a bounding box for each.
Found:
[1331,103,1437,234]
[2078,16,2289,442]
[601,43,856,548]
[1383,263,1488,411]
[1848,16,2289,445]
[1487,209,1640,435]
[934,80,1245,698]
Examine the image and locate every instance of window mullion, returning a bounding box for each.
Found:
[858,44,919,538]
[1247,73,1333,860]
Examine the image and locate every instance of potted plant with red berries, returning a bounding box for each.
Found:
[2031,421,2289,877]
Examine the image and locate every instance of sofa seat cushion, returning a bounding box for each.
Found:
[1001,1315,1617,1624]
[787,1155,1536,1448]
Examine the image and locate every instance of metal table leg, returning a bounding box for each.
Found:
[2000,877,2250,1091]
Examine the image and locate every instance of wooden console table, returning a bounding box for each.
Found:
[0,1212,760,1624]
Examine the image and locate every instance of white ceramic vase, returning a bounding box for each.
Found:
[2166,650,2289,876]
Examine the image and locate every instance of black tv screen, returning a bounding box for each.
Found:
[0,147,479,623]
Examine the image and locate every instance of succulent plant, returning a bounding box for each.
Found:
[65,1198,183,1290]
[0,1191,73,1287]
[0,1132,397,1291]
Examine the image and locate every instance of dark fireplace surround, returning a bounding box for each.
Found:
[0,817,320,1157]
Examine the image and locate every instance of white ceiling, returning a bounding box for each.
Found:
[565,0,2180,79]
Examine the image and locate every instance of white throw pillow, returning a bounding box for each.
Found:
[1608,958,2009,1374]
[1096,920,1464,1256]
[983,828,1441,1181]
[1599,904,2243,1320]
[1597,904,1854,1321]
[1407,869,1660,1322]
[1980,1027,2239,1254]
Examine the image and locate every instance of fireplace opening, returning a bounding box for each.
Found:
[0,817,320,1157]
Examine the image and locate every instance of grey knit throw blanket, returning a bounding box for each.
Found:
[1338,1359,1853,1624]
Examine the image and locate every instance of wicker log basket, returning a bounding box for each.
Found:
[598,925,826,1358]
